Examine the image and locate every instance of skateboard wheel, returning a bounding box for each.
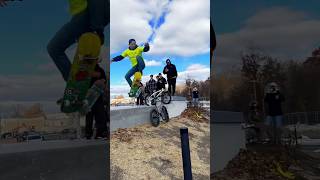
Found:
[83,100,89,106]
[65,100,70,106]
[66,89,72,95]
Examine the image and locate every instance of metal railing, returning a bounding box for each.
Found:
[283,111,320,125]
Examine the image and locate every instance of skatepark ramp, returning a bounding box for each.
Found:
[110,96,187,132]
[0,140,108,179]
[211,111,246,173]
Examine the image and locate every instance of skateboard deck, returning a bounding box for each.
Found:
[129,72,142,97]
[80,81,105,115]
[61,32,101,113]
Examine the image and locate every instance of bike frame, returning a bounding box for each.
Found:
[148,88,166,101]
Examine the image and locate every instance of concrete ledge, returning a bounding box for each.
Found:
[211,111,244,124]
[211,111,246,173]
[0,140,108,180]
[110,106,154,132]
[110,98,187,132]
[171,96,186,101]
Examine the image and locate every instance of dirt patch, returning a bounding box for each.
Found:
[112,128,145,143]
[181,107,209,123]
[111,108,210,179]
[211,145,320,180]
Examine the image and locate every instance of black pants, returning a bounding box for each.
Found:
[136,94,144,105]
[85,97,107,138]
[168,78,176,96]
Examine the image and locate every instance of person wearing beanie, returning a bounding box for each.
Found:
[163,59,178,95]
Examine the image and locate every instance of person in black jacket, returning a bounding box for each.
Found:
[264,82,285,144]
[85,63,108,140]
[145,75,157,95]
[136,82,144,105]
[163,59,177,96]
[156,73,167,90]
[192,87,199,107]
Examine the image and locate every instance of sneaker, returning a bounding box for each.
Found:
[94,136,108,140]
[56,98,63,105]
[95,131,109,140]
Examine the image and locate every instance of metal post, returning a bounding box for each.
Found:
[180,128,193,180]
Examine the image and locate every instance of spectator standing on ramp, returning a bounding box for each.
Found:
[85,63,107,139]
[192,87,199,107]
[136,82,144,105]
[163,59,177,96]
[264,82,285,144]
[145,74,157,95]
[156,73,167,91]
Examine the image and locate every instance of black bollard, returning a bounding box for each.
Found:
[180,127,193,180]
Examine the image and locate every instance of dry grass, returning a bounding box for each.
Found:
[111,108,210,180]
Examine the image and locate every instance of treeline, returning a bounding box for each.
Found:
[212,47,320,114]
[176,78,210,100]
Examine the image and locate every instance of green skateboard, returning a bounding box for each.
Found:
[128,72,142,97]
[60,32,101,113]
[80,80,105,115]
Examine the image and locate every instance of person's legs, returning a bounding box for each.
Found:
[275,115,283,144]
[125,66,138,87]
[92,97,107,138]
[271,116,278,144]
[85,111,94,139]
[265,116,272,141]
[87,0,109,44]
[47,12,90,82]
[87,0,109,31]
[172,78,176,95]
[139,94,144,105]
[168,80,172,95]
[136,56,145,73]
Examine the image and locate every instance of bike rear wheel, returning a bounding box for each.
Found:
[145,94,152,106]
[161,91,171,104]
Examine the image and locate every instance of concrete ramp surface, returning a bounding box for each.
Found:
[110,97,187,132]
[211,111,246,173]
[0,140,108,180]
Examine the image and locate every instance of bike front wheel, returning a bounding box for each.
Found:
[161,106,170,122]
[150,109,160,127]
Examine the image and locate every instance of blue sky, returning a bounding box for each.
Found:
[212,0,320,74]
[110,0,210,96]
[0,0,210,101]
[2,0,318,101]
[212,0,320,33]
[0,1,109,102]
[1,1,69,75]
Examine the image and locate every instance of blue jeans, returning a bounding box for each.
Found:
[47,0,109,81]
[265,115,283,128]
[125,56,145,87]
